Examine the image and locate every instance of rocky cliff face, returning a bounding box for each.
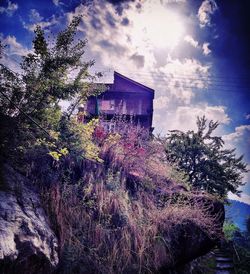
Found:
[0,165,58,274]
[0,164,224,274]
[159,206,224,273]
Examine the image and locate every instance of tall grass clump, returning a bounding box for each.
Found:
[39,120,223,274]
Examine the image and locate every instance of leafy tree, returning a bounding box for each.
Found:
[0,16,104,168]
[164,116,247,197]
[223,220,239,240]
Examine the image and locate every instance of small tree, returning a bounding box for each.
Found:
[164,116,247,197]
[223,220,239,240]
[0,16,104,167]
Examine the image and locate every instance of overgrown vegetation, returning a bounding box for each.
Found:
[0,16,246,274]
[222,218,250,274]
[223,219,239,240]
[189,217,250,274]
[0,16,104,173]
[163,116,247,197]
[40,125,223,273]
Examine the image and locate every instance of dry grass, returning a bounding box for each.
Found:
[40,123,223,273]
[42,168,222,273]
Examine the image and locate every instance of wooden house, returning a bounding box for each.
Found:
[80,71,155,133]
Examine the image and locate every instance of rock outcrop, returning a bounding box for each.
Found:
[155,196,225,272]
[0,165,58,274]
[0,164,225,274]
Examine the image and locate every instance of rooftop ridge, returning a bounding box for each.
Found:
[114,71,154,92]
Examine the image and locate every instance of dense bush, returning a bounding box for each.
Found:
[163,116,247,197]
[0,16,104,174]
[41,128,223,273]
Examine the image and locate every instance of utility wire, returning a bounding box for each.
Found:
[89,69,250,90]
[5,55,250,82]
[66,76,250,93]
[124,74,250,88]
[0,89,67,156]
[97,71,250,88]
[0,89,54,140]
[77,68,250,90]
[3,54,249,89]
[3,57,250,93]
[92,66,250,82]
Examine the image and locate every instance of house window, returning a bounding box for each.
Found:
[119,100,126,114]
[110,100,115,110]
[138,99,142,115]
[100,100,115,111]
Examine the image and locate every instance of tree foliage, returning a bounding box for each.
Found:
[0,16,104,168]
[164,116,247,197]
[223,220,239,240]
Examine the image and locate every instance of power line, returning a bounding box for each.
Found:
[4,55,250,83]
[129,73,250,88]
[0,89,55,141]
[66,74,250,93]
[75,68,250,90]
[89,70,250,91]
[91,66,250,82]
[2,57,250,93]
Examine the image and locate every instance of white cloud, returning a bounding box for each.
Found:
[1,35,30,72]
[3,35,30,57]
[157,57,210,104]
[243,165,250,182]
[202,42,211,55]
[29,9,43,23]
[228,192,250,205]
[168,85,194,104]
[62,0,216,138]
[59,1,212,110]
[53,0,59,6]
[23,14,59,32]
[52,0,64,7]
[184,36,212,56]
[0,0,18,16]
[65,3,133,69]
[245,114,250,120]
[198,0,218,27]
[153,104,230,133]
[160,57,209,78]
[227,164,249,204]
[223,126,250,164]
[161,0,186,3]
[154,96,169,109]
[223,125,250,143]
[173,105,230,130]
[184,35,199,48]
[64,1,193,77]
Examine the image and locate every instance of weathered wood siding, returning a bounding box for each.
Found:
[85,72,154,131]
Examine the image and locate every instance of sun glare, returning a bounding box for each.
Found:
[146,10,184,49]
[132,4,185,50]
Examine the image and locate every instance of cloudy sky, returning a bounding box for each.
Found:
[0,0,250,204]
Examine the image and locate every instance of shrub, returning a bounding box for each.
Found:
[40,127,223,273]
